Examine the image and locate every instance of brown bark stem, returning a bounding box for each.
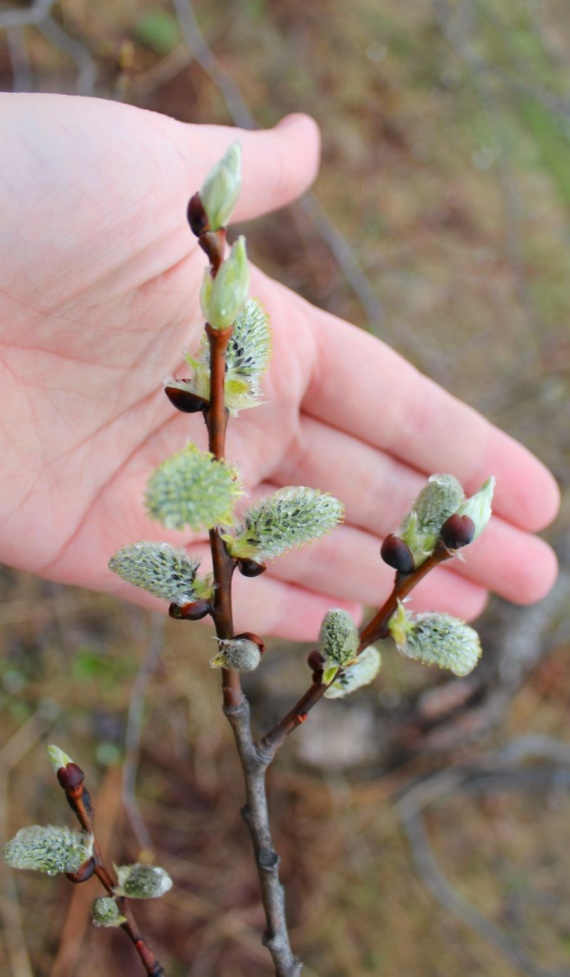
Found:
[57,767,165,976]
[205,323,244,710]
[224,699,303,977]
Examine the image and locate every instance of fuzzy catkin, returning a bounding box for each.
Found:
[145,444,241,531]
[3,825,92,876]
[227,487,344,561]
[109,542,202,605]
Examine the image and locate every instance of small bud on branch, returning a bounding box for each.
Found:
[439,513,476,550]
[210,634,264,672]
[92,896,127,928]
[164,383,209,414]
[197,141,241,232]
[114,863,173,900]
[380,534,415,573]
[181,298,272,414]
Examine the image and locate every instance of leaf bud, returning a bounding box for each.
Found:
[380,534,415,573]
[47,744,84,792]
[114,863,173,900]
[47,744,74,774]
[92,896,127,928]
[210,635,263,672]
[198,141,241,231]
[440,513,476,550]
[200,236,249,331]
[453,477,495,540]
[56,762,85,793]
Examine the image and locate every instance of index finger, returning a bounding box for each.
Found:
[297,295,559,533]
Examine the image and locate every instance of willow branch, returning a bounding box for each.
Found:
[55,763,165,977]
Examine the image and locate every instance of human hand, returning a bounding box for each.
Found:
[0,94,559,638]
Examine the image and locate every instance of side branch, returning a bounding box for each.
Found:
[359,541,453,648]
[261,542,455,751]
[55,762,165,977]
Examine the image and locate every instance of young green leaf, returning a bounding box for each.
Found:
[199,141,241,231]
[200,236,249,331]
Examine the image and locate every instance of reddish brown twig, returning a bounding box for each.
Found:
[55,760,165,977]
[260,541,455,754]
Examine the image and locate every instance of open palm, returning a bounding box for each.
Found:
[0,94,559,638]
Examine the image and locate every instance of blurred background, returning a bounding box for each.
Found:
[2,1,570,975]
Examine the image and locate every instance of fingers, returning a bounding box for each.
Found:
[107,570,360,642]
[265,413,559,605]
[181,113,321,222]
[270,282,560,534]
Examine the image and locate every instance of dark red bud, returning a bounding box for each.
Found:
[380,534,415,574]
[187,192,210,236]
[66,857,96,884]
[57,762,85,792]
[440,514,476,550]
[237,558,267,577]
[307,649,325,673]
[234,632,265,654]
[164,385,209,414]
[169,600,212,621]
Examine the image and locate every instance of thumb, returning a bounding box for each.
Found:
[180,114,321,222]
